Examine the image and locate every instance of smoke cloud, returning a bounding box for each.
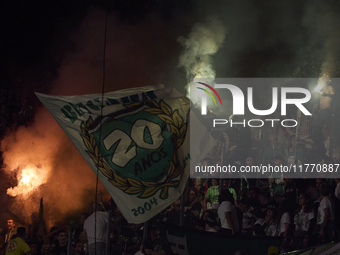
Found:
[1,107,102,227]
[178,1,340,117]
[1,7,184,227]
[303,0,340,79]
[2,1,340,228]
[178,17,226,81]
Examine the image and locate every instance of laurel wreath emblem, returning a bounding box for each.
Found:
[80,99,187,199]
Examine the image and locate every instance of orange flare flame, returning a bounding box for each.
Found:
[7,164,48,197]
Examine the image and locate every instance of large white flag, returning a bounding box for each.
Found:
[36,85,214,223]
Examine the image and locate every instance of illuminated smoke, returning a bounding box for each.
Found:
[1,8,182,227]
[5,1,340,228]
[314,77,329,94]
[7,164,49,197]
[178,17,226,102]
[303,1,340,83]
[1,108,103,226]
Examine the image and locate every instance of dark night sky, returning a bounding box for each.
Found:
[2,0,339,97]
[0,1,85,74]
[0,0,194,96]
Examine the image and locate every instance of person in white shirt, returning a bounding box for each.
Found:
[263,204,278,237]
[315,183,335,243]
[252,207,265,236]
[291,193,315,249]
[238,198,255,236]
[82,203,109,255]
[217,189,240,236]
[276,199,294,253]
[276,199,293,238]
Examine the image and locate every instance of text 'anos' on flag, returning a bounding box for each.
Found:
[36,85,215,223]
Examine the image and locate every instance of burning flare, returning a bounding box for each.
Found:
[7,164,48,197]
[314,76,330,94]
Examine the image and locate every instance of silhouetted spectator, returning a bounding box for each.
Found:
[1,218,17,249]
[5,227,30,255]
[82,203,108,255]
[263,204,278,237]
[238,198,255,236]
[50,230,68,255]
[217,189,240,236]
[252,207,265,236]
[315,183,335,243]
[291,193,315,250]
[184,188,202,228]
[247,187,261,208]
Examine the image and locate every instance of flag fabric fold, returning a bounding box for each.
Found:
[36,85,214,223]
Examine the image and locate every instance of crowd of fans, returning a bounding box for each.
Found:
[1,174,340,254]
[0,84,340,254]
[171,83,340,253]
[176,177,340,253]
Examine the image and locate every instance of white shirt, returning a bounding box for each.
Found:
[217,201,240,232]
[264,220,278,236]
[242,209,255,233]
[335,182,340,200]
[255,218,265,226]
[279,212,290,234]
[317,196,335,225]
[84,211,109,245]
[294,209,314,232]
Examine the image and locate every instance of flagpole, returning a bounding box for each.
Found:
[67,229,72,255]
[106,210,112,255]
[219,143,224,194]
[295,109,301,166]
[180,179,189,227]
[143,220,149,243]
[94,8,109,255]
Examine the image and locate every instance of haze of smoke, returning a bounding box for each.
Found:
[178,17,226,99]
[1,107,106,226]
[199,1,338,79]
[182,0,340,116]
[51,8,181,95]
[1,8,186,226]
[303,0,340,79]
[5,0,340,227]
